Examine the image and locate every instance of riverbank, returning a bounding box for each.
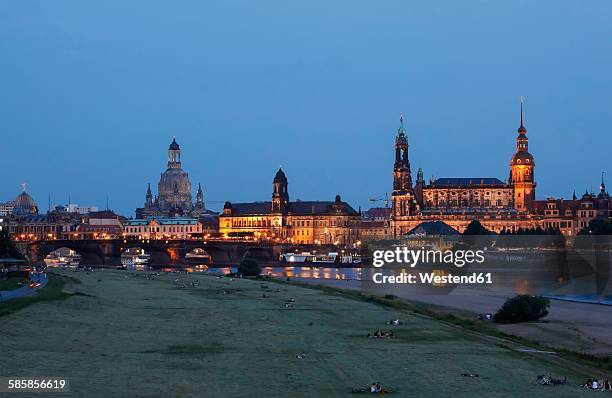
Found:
[0,273,73,317]
[0,269,596,397]
[288,274,612,356]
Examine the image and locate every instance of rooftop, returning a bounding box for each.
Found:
[428,178,506,187]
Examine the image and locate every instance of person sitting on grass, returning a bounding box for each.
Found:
[352,382,388,395]
[581,379,593,388]
[371,382,386,394]
[368,330,394,339]
[604,380,611,390]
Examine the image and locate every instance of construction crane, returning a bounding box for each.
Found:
[368,193,389,208]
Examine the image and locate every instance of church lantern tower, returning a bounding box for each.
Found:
[272,168,289,213]
[391,115,415,218]
[168,137,181,167]
[510,100,536,212]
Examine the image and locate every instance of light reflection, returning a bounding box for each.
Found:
[211,266,362,280]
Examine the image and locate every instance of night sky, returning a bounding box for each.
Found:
[1,1,611,216]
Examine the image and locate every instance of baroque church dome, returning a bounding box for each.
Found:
[157,138,192,212]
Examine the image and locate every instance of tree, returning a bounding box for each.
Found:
[237,258,261,277]
[0,229,18,258]
[463,220,493,235]
[493,295,550,323]
[579,219,612,235]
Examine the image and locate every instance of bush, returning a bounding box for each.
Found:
[463,220,493,235]
[493,295,550,324]
[237,259,261,277]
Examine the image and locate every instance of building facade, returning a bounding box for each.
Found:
[388,104,610,237]
[219,169,361,245]
[360,207,391,242]
[0,202,15,216]
[123,217,203,239]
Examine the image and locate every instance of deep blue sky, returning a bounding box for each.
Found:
[1,1,611,216]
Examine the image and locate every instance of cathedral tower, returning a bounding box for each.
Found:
[272,168,289,213]
[510,100,536,212]
[145,183,153,208]
[391,115,415,219]
[195,183,204,210]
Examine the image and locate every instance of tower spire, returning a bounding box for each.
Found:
[520,96,525,129]
[397,113,406,136]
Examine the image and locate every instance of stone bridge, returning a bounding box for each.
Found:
[14,239,284,268]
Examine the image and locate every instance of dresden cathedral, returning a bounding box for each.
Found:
[136,138,212,219]
[390,104,610,237]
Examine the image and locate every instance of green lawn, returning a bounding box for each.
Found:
[0,276,26,291]
[0,270,592,397]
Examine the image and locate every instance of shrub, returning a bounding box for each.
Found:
[493,295,550,324]
[463,220,493,235]
[237,258,261,277]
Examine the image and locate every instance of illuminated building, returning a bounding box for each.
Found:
[13,183,38,215]
[123,217,203,239]
[136,138,212,218]
[360,207,391,242]
[73,211,124,239]
[0,202,15,217]
[219,168,361,245]
[389,104,611,236]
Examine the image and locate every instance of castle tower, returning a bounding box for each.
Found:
[597,171,609,200]
[510,99,536,212]
[391,115,415,218]
[272,168,289,213]
[414,167,425,207]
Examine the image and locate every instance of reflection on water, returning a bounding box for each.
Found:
[44,247,81,267]
[204,266,362,281]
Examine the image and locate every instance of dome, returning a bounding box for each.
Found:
[15,190,38,214]
[274,168,287,183]
[511,151,534,166]
[157,168,192,212]
[169,138,180,151]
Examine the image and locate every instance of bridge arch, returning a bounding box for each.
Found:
[37,243,103,266]
[120,247,151,269]
[198,245,231,264]
[185,247,212,265]
[44,247,82,267]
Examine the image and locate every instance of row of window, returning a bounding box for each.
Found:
[426,191,510,197]
[425,200,508,207]
[125,226,198,233]
[229,218,349,228]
